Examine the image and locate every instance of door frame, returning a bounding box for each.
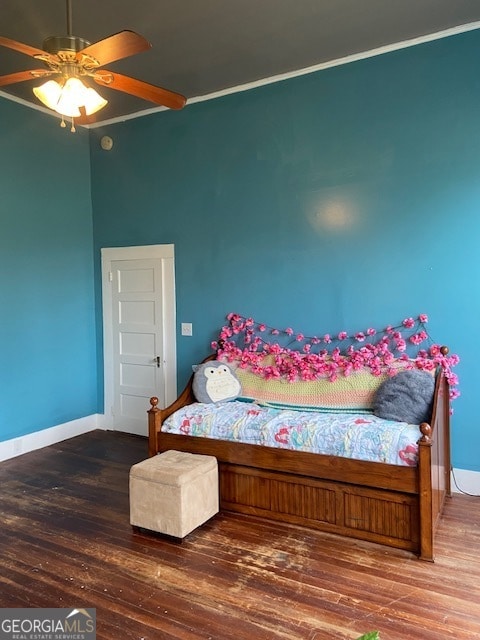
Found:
[101,244,177,430]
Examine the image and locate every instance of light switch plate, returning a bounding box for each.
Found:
[181,322,193,336]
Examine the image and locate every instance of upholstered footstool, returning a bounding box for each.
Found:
[129,450,219,538]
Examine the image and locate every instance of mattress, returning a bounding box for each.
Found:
[161,400,422,466]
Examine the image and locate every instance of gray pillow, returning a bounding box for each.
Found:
[373,370,435,424]
[192,361,241,403]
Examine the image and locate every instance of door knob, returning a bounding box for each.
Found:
[155,356,161,368]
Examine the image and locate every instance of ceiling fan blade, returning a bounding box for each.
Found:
[78,30,151,67]
[0,35,47,59]
[0,69,53,87]
[93,71,186,110]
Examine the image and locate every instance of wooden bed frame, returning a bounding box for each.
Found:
[148,356,451,561]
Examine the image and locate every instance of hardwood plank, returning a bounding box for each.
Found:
[0,430,479,640]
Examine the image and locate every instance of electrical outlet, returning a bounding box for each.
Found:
[181,322,193,336]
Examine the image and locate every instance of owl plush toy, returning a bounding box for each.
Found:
[192,361,242,403]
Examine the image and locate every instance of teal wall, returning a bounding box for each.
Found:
[91,30,480,473]
[1,29,478,473]
[0,99,97,439]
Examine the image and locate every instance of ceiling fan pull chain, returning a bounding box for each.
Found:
[70,118,76,133]
[60,116,66,128]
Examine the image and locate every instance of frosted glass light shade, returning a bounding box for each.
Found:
[82,87,108,115]
[33,81,63,110]
[33,77,108,117]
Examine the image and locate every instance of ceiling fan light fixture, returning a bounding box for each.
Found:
[33,76,107,119]
[0,1,186,131]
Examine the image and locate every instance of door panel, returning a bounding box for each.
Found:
[112,258,163,435]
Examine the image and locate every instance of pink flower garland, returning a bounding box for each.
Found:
[211,313,460,403]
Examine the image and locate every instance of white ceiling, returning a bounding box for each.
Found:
[1,0,480,125]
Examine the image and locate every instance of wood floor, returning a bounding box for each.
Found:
[0,430,479,640]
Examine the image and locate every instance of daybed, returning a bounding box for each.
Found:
[148,346,452,561]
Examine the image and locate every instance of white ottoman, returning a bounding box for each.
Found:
[129,450,219,538]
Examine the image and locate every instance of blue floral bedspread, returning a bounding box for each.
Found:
[162,401,421,466]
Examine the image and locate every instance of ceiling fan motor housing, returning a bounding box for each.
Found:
[43,35,91,55]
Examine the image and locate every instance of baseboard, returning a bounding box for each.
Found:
[0,414,106,462]
[451,468,480,496]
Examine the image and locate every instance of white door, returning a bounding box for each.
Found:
[102,245,176,436]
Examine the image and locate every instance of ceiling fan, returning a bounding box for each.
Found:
[0,0,186,131]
